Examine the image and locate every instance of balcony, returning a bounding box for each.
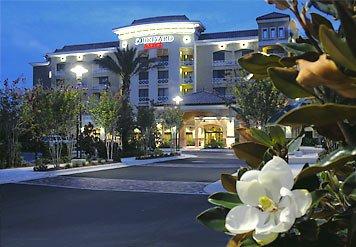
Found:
[139,97,149,102]
[93,68,109,76]
[157,96,168,102]
[212,77,227,84]
[157,61,169,67]
[138,79,149,85]
[180,59,194,66]
[181,77,194,84]
[158,78,168,84]
[212,60,238,67]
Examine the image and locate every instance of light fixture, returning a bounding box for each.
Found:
[173,95,183,105]
[60,56,66,62]
[121,40,128,49]
[48,71,52,79]
[183,35,191,44]
[77,54,83,61]
[71,65,88,80]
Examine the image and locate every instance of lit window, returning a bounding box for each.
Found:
[278,27,285,38]
[270,27,276,39]
[139,89,149,97]
[158,88,168,97]
[262,28,268,40]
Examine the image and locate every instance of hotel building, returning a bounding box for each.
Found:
[31,12,291,148]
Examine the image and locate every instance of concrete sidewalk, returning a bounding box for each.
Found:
[0,154,194,184]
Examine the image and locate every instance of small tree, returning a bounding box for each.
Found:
[136,106,157,153]
[87,92,120,160]
[0,78,26,168]
[232,72,287,127]
[160,107,184,151]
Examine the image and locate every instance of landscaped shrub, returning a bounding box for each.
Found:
[71,159,86,167]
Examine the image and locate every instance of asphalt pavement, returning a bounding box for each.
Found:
[1,151,242,247]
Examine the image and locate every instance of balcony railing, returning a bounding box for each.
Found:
[180,60,194,66]
[157,60,169,67]
[139,97,149,102]
[157,96,168,102]
[138,79,149,85]
[212,77,227,84]
[158,78,168,84]
[182,77,194,84]
[212,60,238,67]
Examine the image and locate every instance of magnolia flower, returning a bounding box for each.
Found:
[225,156,312,246]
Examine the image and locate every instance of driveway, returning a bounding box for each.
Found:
[1,150,243,247]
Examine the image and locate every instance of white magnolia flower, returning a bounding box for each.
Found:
[225,156,312,246]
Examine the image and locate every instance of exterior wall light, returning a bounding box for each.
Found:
[77,54,83,61]
[121,40,128,49]
[183,35,191,44]
[71,65,88,81]
[49,71,52,79]
[173,95,183,105]
[60,56,66,62]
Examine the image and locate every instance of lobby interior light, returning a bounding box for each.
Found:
[71,65,88,80]
[173,95,183,105]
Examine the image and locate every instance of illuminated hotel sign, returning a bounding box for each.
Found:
[135,35,174,46]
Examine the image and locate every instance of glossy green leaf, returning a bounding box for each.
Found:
[250,128,273,147]
[319,24,356,71]
[196,207,228,232]
[279,43,318,55]
[268,125,286,145]
[293,163,320,192]
[208,192,242,209]
[310,13,333,39]
[310,189,328,207]
[310,0,338,18]
[240,237,259,246]
[279,51,319,67]
[276,104,356,126]
[238,53,282,77]
[221,174,238,193]
[268,67,315,99]
[232,142,269,168]
[288,134,304,153]
[296,147,356,180]
[342,172,356,201]
[334,1,356,58]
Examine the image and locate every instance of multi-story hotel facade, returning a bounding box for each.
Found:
[31,12,290,148]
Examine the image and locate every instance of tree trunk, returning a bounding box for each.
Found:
[121,76,131,153]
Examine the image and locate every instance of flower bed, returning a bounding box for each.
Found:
[33,158,108,171]
[135,152,180,160]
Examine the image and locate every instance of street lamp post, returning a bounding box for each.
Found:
[71,64,88,158]
[173,95,183,152]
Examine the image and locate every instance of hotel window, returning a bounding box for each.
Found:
[213,70,226,78]
[214,87,226,96]
[158,70,169,79]
[139,71,149,80]
[240,49,254,56]
[278,27,285,38]
[157,48,169,61]
[139,88,149,97]
[158,88,168,97]
[262,28,268,40]
[138,50,149,66]
[270,27,276,39]
[56,63,65,71]
[98,76,109,85]
[213,51,225,61]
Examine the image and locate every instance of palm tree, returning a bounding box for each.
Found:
[94,46,155,152]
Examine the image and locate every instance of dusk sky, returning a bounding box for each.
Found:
[1,0,283,88]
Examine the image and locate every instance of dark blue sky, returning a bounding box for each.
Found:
[1,0,281,88]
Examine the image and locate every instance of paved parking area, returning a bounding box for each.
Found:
[1,151,241,246]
